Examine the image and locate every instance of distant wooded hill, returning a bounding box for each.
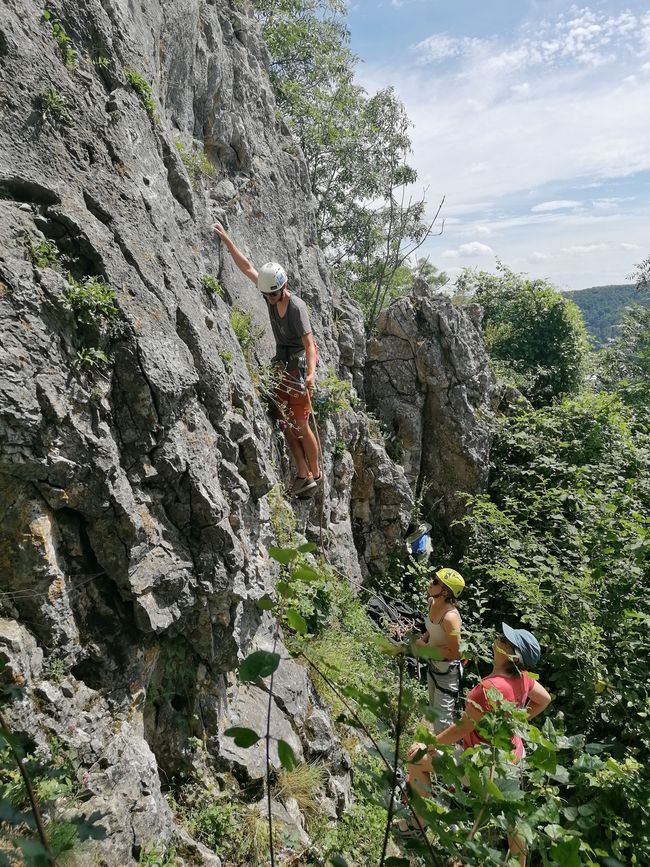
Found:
[563,284,650,346]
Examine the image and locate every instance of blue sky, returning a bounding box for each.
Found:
[347,1,650,290]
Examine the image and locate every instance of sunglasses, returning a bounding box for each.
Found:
[429,577,441,586]
[263,287,283,298]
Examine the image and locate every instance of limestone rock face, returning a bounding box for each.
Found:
[0,0,492,862]
[0,0,360,862]
[365,284,497,531]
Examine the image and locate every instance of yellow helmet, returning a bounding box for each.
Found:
[436,567,465,598]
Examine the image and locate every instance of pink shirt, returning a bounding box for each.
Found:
[463,673,534,760]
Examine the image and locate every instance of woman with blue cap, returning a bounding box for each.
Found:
[402,623,552,865]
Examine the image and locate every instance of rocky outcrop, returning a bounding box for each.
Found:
[365,280,497,533]
[0,1,493,863]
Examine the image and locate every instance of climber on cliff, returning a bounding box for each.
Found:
[212,221,321,497]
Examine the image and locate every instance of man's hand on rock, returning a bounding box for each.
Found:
[213,221,227,242]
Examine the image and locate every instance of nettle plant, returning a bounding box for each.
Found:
[225,544,635,867]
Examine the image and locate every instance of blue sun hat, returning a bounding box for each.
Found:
[501,622,541,669]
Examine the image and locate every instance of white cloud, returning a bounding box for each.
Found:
[563,243,608,254]
[474,225,492,236]
[357,3,650,289]
[459,242,493,256]
[414,8,646,71]
[414,33,483,64]
[619,242,639,250]
[442,242,494,259]
[531,200,581,213]
[528,251,551,263]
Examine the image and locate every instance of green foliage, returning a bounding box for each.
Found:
[73,346,110,371]
[124,68,159,122]
[459,389,650,862]
[27,238,59,269]
[201,273,223,298]
[230,308,264,362]
[598,303,650,411]
[168,784,273,866]
[34,87,70,124]
[42,9,76,69]
[267,483,298,546]
[1,669,106,865]
[312,369,355,421]
[175,142,215,188]
[64,275,119,326]
[274,760,326,817]
[456,263,589,406]
[41,656,66,683]
[138,842,178,866]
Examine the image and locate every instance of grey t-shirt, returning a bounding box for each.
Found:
[268,295,311,364]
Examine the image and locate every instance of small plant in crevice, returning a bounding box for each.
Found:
[218,349,233,374]
[27,237,60,269]
[333,438,347,459]
[266,483,298,547]
[176,142,216,189]
[124,68,159,122]
[73,346,111,373]
[34,86,70,124]
[274,760,326,820]
[41,655,66,683]
[201,273,223,298]
[312,368,356,422]
[230,307,264,363]
[63,275,119,326]
[42,9,76,69]
[137,841,178,866]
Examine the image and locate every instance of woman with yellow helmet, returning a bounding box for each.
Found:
[415,567,465,732]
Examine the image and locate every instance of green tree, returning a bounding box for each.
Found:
[254,0,441,331]
[456,264,589,406]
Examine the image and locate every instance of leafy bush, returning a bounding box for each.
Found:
[27,238,59,269]
[73,346,111,372]
[1,670,106,865]
[458,389,650,862]
[456,263,589,406]
[64,275,119,325]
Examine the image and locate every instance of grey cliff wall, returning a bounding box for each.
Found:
[365,280,497,535]
[0,1,493,863]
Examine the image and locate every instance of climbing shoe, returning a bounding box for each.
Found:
[291,476,317,497]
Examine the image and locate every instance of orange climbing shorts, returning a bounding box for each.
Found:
[275,367,310,429]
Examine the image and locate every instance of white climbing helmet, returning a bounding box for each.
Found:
[257,261,288,294]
